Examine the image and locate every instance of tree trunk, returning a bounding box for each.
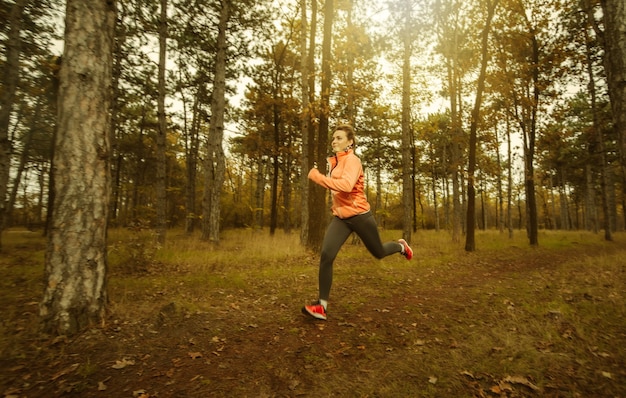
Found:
[495,125,504,233]
[7,99,41,226]
[526,32,540,246]
[466,0,497,252]
[307,0,330,252]
[202,0,230,243]
[299,0,311,245]
[254,156,265,229]
[109,5,125,226]
[401,4,413,243]
[583,16,612,240]
[600,0,626,231]
[40,0,116,335]
[155,0,168,244]
[506,115,513,238]
[0,0,28,250]
[183,85,200,233]
[282,141,292,234]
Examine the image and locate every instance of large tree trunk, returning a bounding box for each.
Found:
[0,0,28,250]
[202,0,230,243]
[39,0,116,335]
[600,0,626,230]
[307,0,330,252]
[155,0,168,244]
[583,18,612,240]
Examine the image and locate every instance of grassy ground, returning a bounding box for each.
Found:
[0,228,625,397]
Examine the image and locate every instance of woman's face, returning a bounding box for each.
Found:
[331,129,353,153]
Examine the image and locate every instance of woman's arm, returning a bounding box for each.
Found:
[308,155,361,192]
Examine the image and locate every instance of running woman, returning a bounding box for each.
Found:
[302,124,413,320]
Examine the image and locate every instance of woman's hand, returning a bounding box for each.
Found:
[308,167,321,180]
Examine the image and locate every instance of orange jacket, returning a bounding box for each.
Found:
[308,149,370,219]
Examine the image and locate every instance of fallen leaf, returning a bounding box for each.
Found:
[188,352,202,359]
[503,375,540,391]
[50,363,79,381]
[428,376,438,384]
[112,358,135,369]
[289,379,300,390]
[601,371,612,379]
[98,381,107,391]
[460,370,474,379]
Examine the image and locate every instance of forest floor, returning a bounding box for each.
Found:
[0,228,625,397]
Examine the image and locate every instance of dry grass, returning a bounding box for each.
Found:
[0,227,625,397]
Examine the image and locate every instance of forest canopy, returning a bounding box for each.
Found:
[1,0,624,243]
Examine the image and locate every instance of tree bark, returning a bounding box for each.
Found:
[183,83,201,233]
[465,0,497,252]
[202,0,230,243]
[583,17,612,240]
[401,2,413,243]
[525,31,540,246]
[306,0,329,252]
[40,0,116,335]
[155,0,168,244]
[600,0,626,230]
[299,0,311,245]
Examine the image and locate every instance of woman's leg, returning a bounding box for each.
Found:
[319,217,353,301]
[349,212,402,259]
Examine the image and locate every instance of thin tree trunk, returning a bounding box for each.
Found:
[526,32,540,246]
[506,115,513,238]
[254,156,265,229]
[183,80,202,234]
[401,3,413,243]
[282,138,292,234]
[110,5,125,226]
[495,125,504,233]
[299,0,310,245]
[155,0,168,244]
[7,99,41,225]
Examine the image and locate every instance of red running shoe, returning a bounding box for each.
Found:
[398,239,413,260]
[302,302,327,320]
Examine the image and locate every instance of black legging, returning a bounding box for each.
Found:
[318,211,402,301]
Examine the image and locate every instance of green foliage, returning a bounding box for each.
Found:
[3,0,624,241]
